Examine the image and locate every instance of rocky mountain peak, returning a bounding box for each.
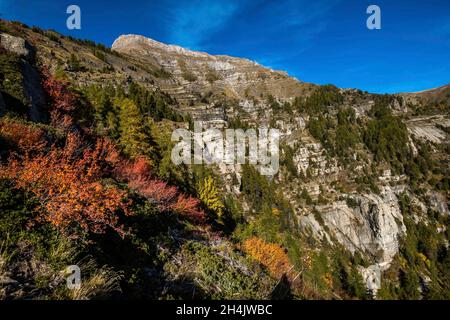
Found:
[112,34,313,107]
[112,34,212,59]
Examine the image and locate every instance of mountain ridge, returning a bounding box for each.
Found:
[111,33,315,106]
[112,33,449,97]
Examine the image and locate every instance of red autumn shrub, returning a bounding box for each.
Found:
[115,156,206,223]
[41,68,77,129]
[0,133,131,237]
[170,194,205,222]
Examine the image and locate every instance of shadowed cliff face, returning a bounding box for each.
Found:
[0,33,47,121]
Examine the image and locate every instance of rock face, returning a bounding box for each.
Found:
[407,115,450,144]
[0,33,46,121]
[427,190,449,215]
[358,262,391,294]
[0,33,35,60]
[300,185,407,294]
[293,142,339,177]
[113,35,212,59]
[322,186,406,261]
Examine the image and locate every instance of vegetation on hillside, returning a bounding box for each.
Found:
[0,19,448,300]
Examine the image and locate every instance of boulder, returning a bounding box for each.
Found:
[0,33,35,60]
[358,262,391,295]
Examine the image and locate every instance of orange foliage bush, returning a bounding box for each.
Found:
[1,68,206,236]
[242,237,292,279]
[0,119,47,154]
[0,133,131,237]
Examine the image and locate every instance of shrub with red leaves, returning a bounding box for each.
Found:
[41,68,77,130]
[0,133,131,237]
[115,156,206,223]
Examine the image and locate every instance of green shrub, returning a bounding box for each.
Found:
[165,241,275,299]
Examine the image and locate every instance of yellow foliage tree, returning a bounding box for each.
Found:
[197,176,224,219]
[242,237,291,279]
[115,97,153,159]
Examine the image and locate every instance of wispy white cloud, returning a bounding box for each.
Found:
[222,0,342,68]
[159,0,341,52]
[163,0,239,49]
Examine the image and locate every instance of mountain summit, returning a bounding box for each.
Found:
[113,34,216,58]
[112,34,314,106]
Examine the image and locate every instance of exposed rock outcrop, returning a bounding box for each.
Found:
[0,33,46,121]
[358,262,391,294]
[427,190,449,215]
[112,34,314,106]
[300,185,409,294]
[407,115,449,144]
[293,142,339,177]
[112,34,212,59]
[0,33,35,60]
[321,185,406,262]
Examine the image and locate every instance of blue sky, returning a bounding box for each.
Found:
[1,0,449,93]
